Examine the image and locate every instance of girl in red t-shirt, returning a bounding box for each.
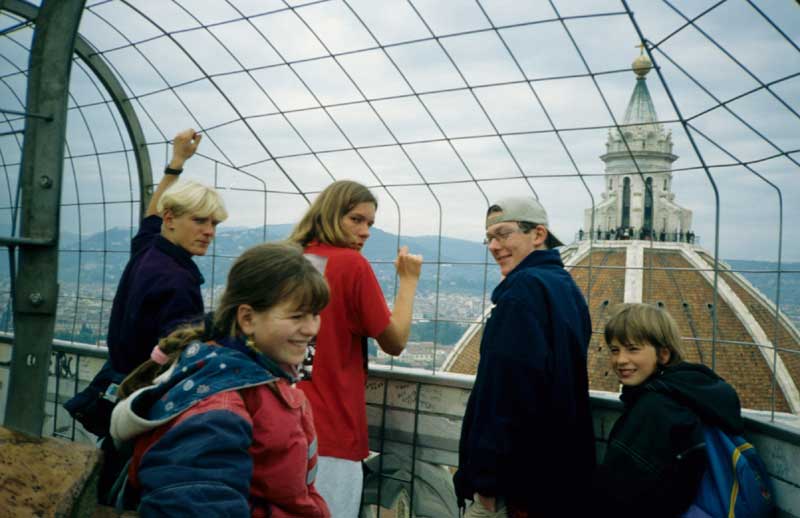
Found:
[289,180,423,516]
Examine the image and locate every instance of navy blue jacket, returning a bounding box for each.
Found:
[454,249,595,514]
[106,215,204,374]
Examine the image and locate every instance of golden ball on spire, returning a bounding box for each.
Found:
[632,48,652,78]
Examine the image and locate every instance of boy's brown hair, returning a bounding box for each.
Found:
[604,303,684,366]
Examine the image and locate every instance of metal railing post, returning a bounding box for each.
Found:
[4,0,86,435]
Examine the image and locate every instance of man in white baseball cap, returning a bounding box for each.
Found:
[483,196,564,275]
[454,196,595,517]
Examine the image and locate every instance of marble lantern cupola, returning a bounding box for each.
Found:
[585,50,692,238]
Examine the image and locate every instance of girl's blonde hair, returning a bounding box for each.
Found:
[117,241,329,399]
[288,180,377,247]
[604,303,684,367]
[157,179,228,222]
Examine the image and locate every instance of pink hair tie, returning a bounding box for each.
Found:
[150,346,170,365]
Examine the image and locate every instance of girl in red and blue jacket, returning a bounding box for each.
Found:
[110,242,331,517]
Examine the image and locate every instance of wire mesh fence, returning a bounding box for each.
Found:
[1,0,800,514]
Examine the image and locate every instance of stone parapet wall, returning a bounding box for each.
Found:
[0,426,101,517]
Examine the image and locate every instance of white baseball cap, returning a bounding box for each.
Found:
[486,196,564,247]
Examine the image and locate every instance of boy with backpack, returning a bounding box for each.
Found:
[593,303,774,518]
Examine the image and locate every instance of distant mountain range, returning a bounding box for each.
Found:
[1,224,798,324]
[0,223,496,293]
[722,259,800,316]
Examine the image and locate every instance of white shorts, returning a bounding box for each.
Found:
[464,493,509,518]
[314,456,363,518]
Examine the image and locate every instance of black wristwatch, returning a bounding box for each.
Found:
[164,166,183,176]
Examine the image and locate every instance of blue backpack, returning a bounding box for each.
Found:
[682,426,775,518]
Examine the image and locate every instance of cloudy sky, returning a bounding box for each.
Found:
[1,0,799,261]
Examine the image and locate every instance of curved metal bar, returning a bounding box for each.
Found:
[3,0,153,217]
[4,0,86,436]
[622,2,723,370]
[686,122,788,419]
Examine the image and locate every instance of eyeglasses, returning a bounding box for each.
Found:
[483,227,522,245]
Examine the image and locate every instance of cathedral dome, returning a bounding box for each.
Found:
[442,241,800,414]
